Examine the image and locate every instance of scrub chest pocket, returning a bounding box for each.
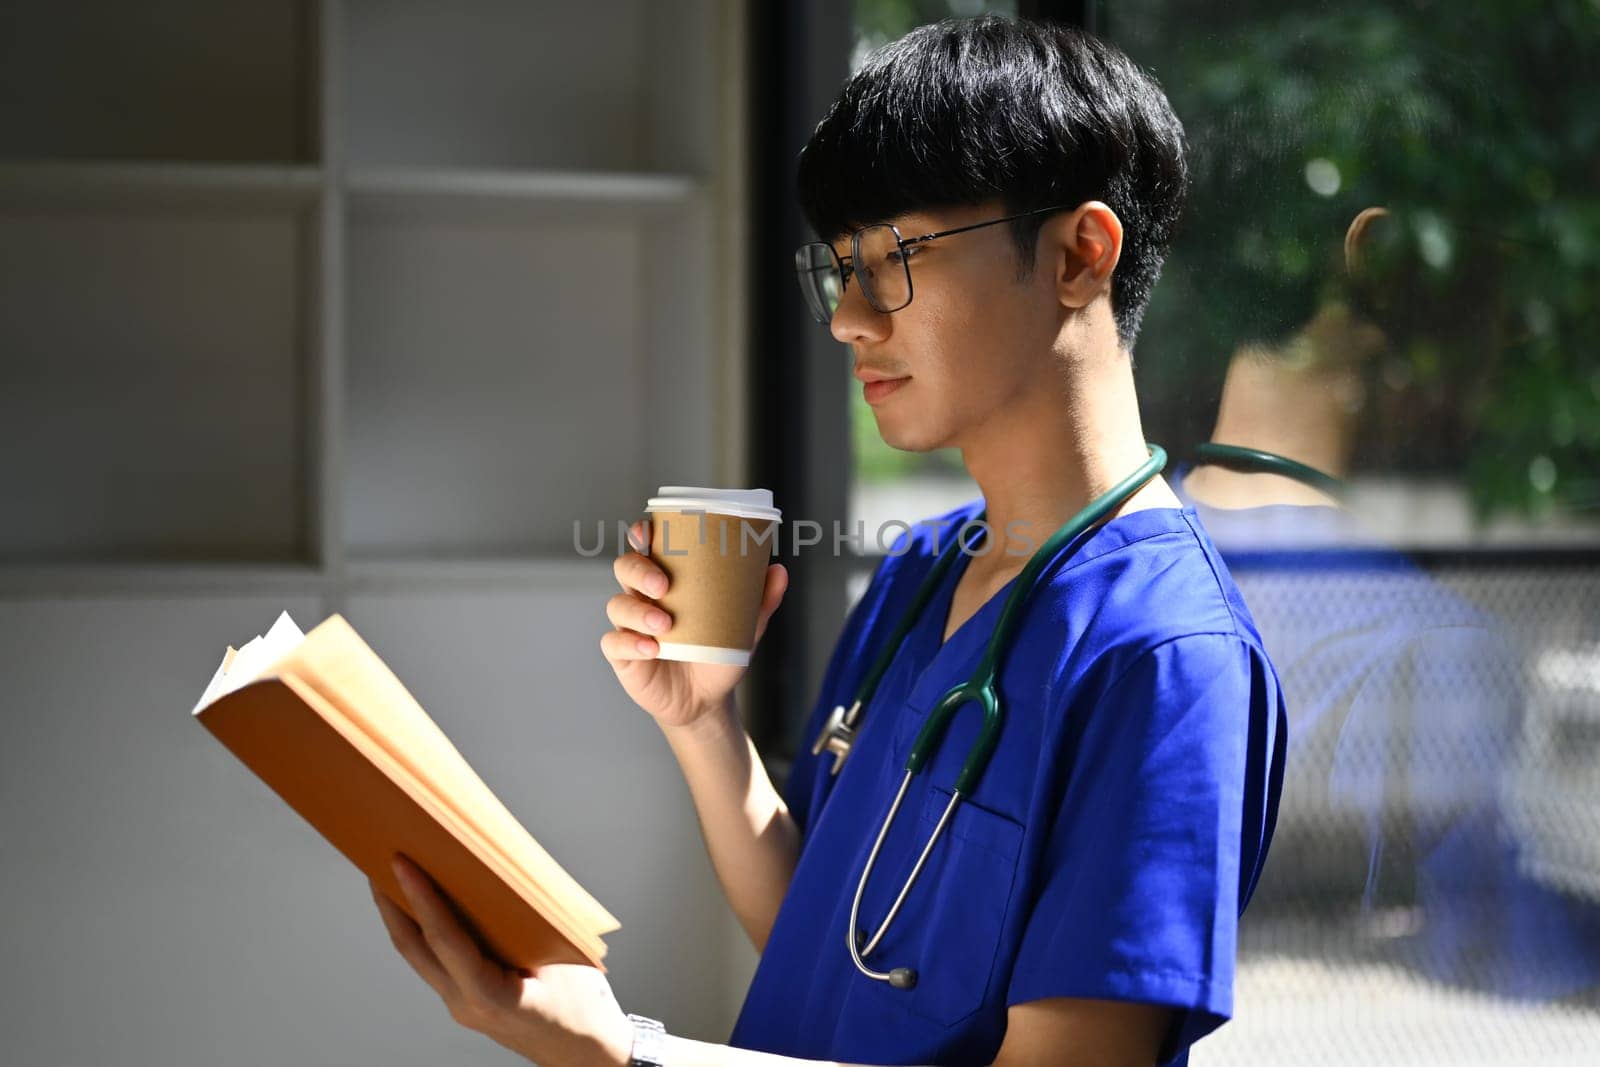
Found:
[852,708,1027,1029]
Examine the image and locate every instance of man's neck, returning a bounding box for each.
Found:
[1182,340,1359,510]
[1206,345,1356,477]
[957,346,1178,574]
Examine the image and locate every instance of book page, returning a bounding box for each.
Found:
[191,611,305,715]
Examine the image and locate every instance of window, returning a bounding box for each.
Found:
[1107,0,1600,547]
[1097,4,1600,1061]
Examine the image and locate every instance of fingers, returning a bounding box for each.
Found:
[605,592,672,637]
[613,551,668,600]
[389,855,509,1004]
[614,521,669,598]
[371,876,457,1000]
[605,521,671,669]
[600,626,659,666]
[628,518,649,553]
[764,563,789,611]
[752,564,789,644]
[603,523,787,666]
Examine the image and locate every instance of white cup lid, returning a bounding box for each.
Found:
[646,486,780,522]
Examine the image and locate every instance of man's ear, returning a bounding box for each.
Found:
[1052,201,1124,309]
[1344,205,1391,276]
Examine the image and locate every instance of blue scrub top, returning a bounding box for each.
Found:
[729,502,1289,1066]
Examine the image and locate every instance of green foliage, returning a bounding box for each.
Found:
[853,0,1017,60]
[1112,0,1600,520]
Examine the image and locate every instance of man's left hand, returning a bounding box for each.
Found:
[371,853,633,1067]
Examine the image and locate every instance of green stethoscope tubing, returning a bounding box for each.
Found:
[843,443,1168,990]
[1191,442,1344,498]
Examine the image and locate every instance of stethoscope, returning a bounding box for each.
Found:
[1189,442,1344,497]
[811,444,1168,990]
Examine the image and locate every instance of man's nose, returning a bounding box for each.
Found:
[829,278,891,345]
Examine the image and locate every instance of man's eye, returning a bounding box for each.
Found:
[888,246,921,264]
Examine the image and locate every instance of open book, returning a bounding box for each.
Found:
[191,611,619,972]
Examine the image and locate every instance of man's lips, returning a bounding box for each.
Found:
[862,377,910,404]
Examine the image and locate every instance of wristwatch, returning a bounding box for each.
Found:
[626,1012,667,1067]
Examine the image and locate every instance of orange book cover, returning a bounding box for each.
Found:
[191,611,619,973]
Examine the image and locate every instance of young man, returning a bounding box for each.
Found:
[371,16,1287,1067]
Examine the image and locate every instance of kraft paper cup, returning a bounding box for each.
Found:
[643,487,781,666]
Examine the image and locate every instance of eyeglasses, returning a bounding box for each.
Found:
[794,205,1071,325]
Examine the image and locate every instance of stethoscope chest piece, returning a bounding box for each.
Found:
[853,927,917,988]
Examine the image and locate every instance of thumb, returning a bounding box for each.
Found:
[751,563,789,645]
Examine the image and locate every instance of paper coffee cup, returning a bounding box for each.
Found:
[643,487,781,666]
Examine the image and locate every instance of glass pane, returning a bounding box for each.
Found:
[1108,0,1600,548]
[1100,4,1600,1062]
[852,0,1018,69]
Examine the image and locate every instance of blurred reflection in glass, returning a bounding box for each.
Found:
[1107,1,1600,1059]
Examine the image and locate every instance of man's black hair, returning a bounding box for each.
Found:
[796,15,1189,349]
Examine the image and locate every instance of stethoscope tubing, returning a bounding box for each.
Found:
[1191,441,1344,498]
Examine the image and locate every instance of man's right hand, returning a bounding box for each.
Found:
[601,519,788,731]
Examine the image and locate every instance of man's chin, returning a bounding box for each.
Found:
[870,402,952,454]
[875,426,947,455]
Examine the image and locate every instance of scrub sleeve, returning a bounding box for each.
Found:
[1005,632,1284,1063]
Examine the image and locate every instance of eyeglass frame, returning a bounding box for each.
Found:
[796,203,1074,322]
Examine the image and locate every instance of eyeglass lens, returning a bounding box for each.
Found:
[852,225,911,315]
[793,225,912,324]
[795,243,842,324]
